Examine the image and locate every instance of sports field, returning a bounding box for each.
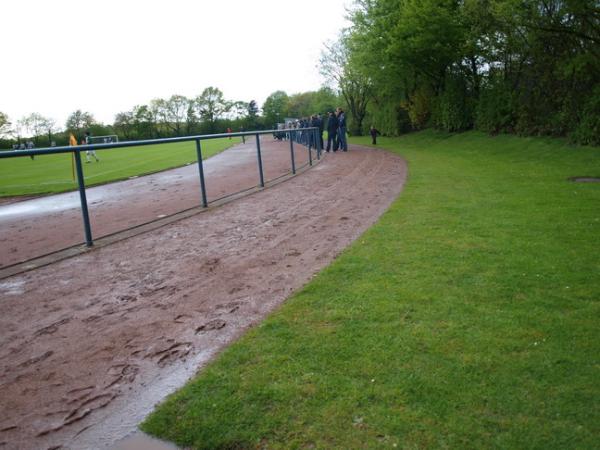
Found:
[142,131,600,448]
[0,137,239,197]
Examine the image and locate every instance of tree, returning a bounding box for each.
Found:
[262,91,290,126]
[66,110,96,136]
[0,112,11,137]
[196,87,229,133]
[134,104,158,139]
[320,36,372,135]
[19,113,50,144]
[226,101,249,121]
[114,111,135,140]
[165,95,189,136]
[245,100,260,130]
[43,117,57,143]
[344,0,600,142]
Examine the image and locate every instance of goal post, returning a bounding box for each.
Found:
[88,135,119,144]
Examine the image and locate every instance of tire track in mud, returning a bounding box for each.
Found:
[0,146,407,449]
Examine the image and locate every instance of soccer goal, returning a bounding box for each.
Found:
[88,135,119,144]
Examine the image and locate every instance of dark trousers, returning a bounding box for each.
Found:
[338,127,347,151]
[326,131,337,151]
[371,135,377,145]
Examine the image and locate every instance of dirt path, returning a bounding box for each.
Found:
[0,145,407,450]
[0,137,312,268]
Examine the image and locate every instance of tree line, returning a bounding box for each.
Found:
[0,87,341,149]
[321,0,599,145]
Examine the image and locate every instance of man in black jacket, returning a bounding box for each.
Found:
[336,107,348,152]
[326,111,338,152]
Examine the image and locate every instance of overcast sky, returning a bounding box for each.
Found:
[1,0,350,127]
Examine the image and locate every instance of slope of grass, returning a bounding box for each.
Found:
[0,137,239,197]
[142,130,600,449]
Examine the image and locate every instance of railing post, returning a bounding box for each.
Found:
[289,130,296,175]
[256,133,265,188]
[318,128,323,158]
[315,129,321,160]
[308,136,313,167]
[195,138,208,207]
[73,150,93,247]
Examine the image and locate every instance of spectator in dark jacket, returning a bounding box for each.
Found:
[326,111,338,152]
[336,107,348,152]
[370,126,381,145]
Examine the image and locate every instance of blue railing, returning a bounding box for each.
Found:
[0,128,322,249]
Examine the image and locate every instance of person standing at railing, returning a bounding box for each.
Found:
[317,113,324,150]
[326,111,338,152]
[336,107,348,152]
[310,115,320,150]
[84,130,99,163]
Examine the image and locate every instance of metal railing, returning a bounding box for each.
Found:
[0,128,323,248]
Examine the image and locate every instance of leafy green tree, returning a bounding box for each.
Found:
[133,104,158,139]
[262,91,289,127]
[0,112,11,137]
[65,110,96,136]
[245,100,260,130]
[165,95,189,136]
[196,87,229,133]
[320,35,372,135]
[19,113,51,144]
[343,0,599,143]
[114,111,135,139]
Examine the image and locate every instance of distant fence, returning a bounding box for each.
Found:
[0,128,322,248]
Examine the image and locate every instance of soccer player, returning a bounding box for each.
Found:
[84,131,99,163]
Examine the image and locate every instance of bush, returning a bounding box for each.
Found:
[570,86,600,146]
[475,77,516,134]
[432,76,473,132]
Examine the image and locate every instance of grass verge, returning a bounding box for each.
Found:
[142,130,600,449]
[0,137,240,197]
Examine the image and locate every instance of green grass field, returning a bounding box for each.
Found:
[141,130,600,449]
[0,138,240,197]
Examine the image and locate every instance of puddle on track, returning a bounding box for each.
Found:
[112,431,179,450]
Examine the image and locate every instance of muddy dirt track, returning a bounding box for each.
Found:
[0,137,313,268]
[0,144,407,449]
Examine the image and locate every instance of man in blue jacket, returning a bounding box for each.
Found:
[336,107,348,152]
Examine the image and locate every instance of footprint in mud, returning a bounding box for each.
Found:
[65,386,95,405]
[174,314,192,323]
[228,285,244,295]
[116,294,137,303]
[34,317,71,337]
[201,258,221,273]
[145,342,192,367]
[18,351,53,369]
[37,393,116,437]
[195,319,227,334]
[285,249,301,257]
[105,364,139,388]
[215,301,241,314]
[140,285,179,298]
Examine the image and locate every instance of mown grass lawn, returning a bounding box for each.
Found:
[0,137,240,197]
[142,130,600,449]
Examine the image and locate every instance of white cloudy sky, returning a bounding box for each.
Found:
[1,0,350,127]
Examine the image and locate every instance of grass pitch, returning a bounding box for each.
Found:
[142,130,600,449]
[0,138,239,197]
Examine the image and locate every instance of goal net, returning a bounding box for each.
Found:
[88,135,119,144]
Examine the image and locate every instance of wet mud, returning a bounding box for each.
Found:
[0,145,407,449]
[0,137,312,268]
